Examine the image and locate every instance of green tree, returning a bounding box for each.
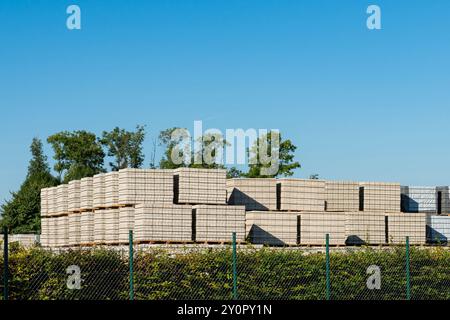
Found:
[1,138,58,233]
[47,131,105,182]
[246,132,300,178]
[100,125,146,171]
[158,127,188,169]
[226,167,245,178]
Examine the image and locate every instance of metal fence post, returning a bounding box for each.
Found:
[129,230,134,301]
[406,236,411,300]
[326,233,330,301]
[232,232,238,300]
[3,227,9,300]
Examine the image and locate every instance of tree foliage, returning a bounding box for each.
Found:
[1,138,58,233]
[47,131,105,182]
[100,125,146,171]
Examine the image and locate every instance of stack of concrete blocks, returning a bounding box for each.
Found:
[93,173,106,209]
[227,178,277,211]
[104,172,119,207]
[68,214,81,246]
[56,184,68,215]
[325,181,359,212]
[118,169,174,205]
[45,187,57,216]
[80,211,94,245]
[299,212,346,245]
[175,168,227,205]
[436,186,450,214]
[41,188,48,217]
[426,215,450,243]
[80,177,94,211]
[3,234,39,247]
[278,179,325,211]
[103,208,120,244]
[134,203,193,242]
[40,215,49,247]
[194,205,246,242]
[360,182,401,212]
[345,211,386,245]
[94,209,105,244]
[56,216,68,247]
[119,207,135,243]
[246,211,299,245]
[386,213,426,244]
[68,180,81,212]
[401,186,437,213]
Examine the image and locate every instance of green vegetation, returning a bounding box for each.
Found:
[1,246,449,300]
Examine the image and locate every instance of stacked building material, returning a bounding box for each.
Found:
[194,205,246,242]
[227,178,277,211]
[68,214,81,246]
[104,172,119,207]
[103,208,120,244]
[401,186,437,213]
[56,216,68,247]
[246,211,299,245]
[6,234,39,247]
[387,213,426,244]
[56,184,68,215]
[360,182,401,212]
[278,179,325,211]
[134,203,192,242]
[46,218,57,247]
[426,215,450,243]
[68,180,81,213]
[80,177,94,211]
[345,211,386,245]
[40,188,49,217]
[93,173,106,209]
[436,186,450,214]
[119,206,135,243]
[299,212,346,245]
[325,181,359,212]
[45,187,56,216]
[80,211,94,244]
[118,169,173,205]
[175,168,226,205]
[40,217,50,247]
[94,209,105,244]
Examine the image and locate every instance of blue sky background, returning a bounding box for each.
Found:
[1,0,450,204]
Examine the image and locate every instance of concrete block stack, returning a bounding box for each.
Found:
[41,188,48,217]
[94,209,105,244]
[278,179,325,211]
[118,169,173,205]
[246,211,299,246]
[56,184,68,215]
[93,173,106,209]
[360,182,401,212]
[134,203,193,242]
[386,213,426,244]
[436,186,450,214]
[345,211,386,245]
[68,214,81,246]
[227,178,277,211]
[103,208,119,244]
[299,212,346,245]
[427,215,450,243]
[175,168,226,205]
[325,181,359,212]
[194,205,246,242]
[80,211,94,244]
[119,207,135,243]
[80,177,94,211]
[68,180,81,213]
[104,172,119,207]
[401,186,437,213]
[40,216,50,247]
[55,216,68,247]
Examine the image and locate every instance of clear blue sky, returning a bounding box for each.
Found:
[1,0,450,204]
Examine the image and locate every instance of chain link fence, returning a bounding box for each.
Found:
[2,232,450,300]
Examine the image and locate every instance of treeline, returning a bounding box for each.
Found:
[0,126,300,233]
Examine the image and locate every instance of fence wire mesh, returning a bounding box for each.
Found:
[1,237,450,300]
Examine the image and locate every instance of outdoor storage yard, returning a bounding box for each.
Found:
[39,168,450,248]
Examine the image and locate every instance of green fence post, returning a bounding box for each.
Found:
[326,233,330,301]
[129,230,134,301]
[3,227,8,300]
[406,236,411,300]
[232,232,238,300]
